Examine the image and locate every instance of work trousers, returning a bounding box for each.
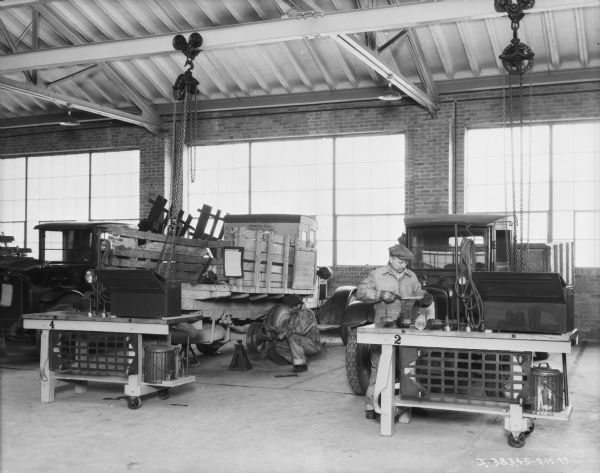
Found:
[365,345,382,411]
[270,334,322,366]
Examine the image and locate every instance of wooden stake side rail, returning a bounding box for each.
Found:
[23,312,197,406]
[357,326,578,438]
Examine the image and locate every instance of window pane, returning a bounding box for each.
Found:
[0,157,26,226]
[336,215,405,265]
[186,143,250,216]
[552,211,574,240]
[90,150,140,220]
[465,126,550,213]
[0,222,26,251]
[251,138,332,214]
[335,134,405,215]
[27,154,90,229]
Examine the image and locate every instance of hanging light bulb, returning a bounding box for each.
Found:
[59,106,80,127]
[378,75,402,101]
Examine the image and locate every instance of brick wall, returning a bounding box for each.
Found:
[1,82,599,338]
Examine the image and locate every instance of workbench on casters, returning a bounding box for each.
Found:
[357,325,578,447]
[23,312,198,409]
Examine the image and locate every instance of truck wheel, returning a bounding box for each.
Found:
[246,322,269,354]
[345,328,371,395]
[340,325,351,346]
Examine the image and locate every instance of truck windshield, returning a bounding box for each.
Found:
[409,227,488,271]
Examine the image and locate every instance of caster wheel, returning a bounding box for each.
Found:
[507,432,526,448]
[525,422,535,436]
[127,397,142,410]
[158,389,170,400]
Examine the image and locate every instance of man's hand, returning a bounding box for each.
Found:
[380,291,397,304]
[416,292,434,307]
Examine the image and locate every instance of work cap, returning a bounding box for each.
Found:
[282,294,303,307]
[388,242,415,260]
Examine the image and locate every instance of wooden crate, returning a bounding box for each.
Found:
[102,228,233,283]
[225,227,317,293]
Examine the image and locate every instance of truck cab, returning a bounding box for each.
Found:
[0,221,133,340]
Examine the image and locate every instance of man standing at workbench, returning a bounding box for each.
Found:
[356,242,432,420]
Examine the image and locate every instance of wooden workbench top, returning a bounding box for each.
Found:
[23,311,200,325]
[357,325,578,353]
[358,325,578,341]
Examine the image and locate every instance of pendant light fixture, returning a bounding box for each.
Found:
[378,74,402,101]
[59,106,80,127]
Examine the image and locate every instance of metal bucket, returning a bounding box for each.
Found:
[530,363,564,415]
[143,344,176,383]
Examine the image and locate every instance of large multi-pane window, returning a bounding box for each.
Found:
[185,134,406,266]
[335,134,406,265]
[0,150,140,257]
[465,121,600,267]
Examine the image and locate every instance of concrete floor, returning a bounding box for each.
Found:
[1,332,599,473]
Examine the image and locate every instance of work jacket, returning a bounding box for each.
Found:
[281,306,321,344]
[356,264,427,327]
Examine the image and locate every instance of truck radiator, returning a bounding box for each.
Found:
[49,331,138,376]
[399,348,531,403]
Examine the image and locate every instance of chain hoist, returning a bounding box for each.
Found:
[497,0,535,272]
[158,32,203,278]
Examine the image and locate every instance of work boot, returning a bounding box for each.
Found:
[365,409,377,420]
[293,364,308,373]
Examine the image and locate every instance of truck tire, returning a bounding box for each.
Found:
[340,325,351,346]
[345,327,371,395]
[246,322,269,354]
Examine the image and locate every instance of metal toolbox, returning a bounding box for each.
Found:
[472,272,574,334]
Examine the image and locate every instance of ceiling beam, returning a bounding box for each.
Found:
[456,21,480,76]
[485,18,505,73]
[542,11,560,69]
[0,0,594,74]
[0,17,36,83]
[0,75,163,134]
[99,63,163,125]
[333,33,439,115]
[429,24,454,79]
[574,8,589,66]
[407,29,438,100]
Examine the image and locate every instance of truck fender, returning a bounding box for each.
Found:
[317,286,357,325]
[40,289,84,309]
[339,300,375,346]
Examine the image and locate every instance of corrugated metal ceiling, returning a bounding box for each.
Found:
[0,0,598,132]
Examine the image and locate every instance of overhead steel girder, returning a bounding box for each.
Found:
[0,0,594,74]
[333,34,439,116]
[0,76,163,134]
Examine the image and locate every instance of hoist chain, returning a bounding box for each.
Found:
[189,92,198,183]
[518,74,525,272]
[158,72,194,278]
[524,70,534,272]
[502,73,512,270]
